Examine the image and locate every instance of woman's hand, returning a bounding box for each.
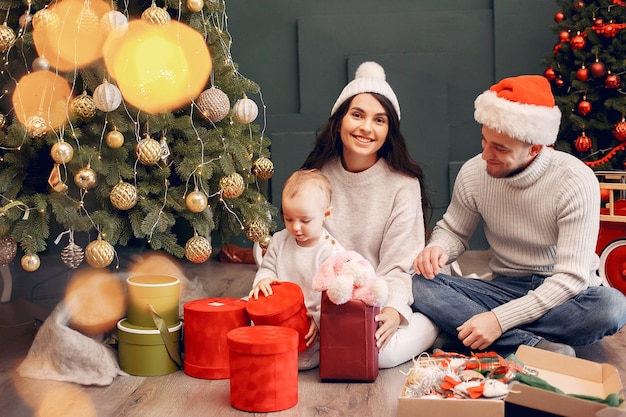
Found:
[374,306,401,351]
[248,278,280,299]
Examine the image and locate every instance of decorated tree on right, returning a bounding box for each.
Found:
[543,0,626,170]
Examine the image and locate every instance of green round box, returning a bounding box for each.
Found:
[117,318,182,376]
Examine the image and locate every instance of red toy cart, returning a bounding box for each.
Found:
[596,171,626,296]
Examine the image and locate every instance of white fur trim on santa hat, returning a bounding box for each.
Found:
[474,90,561,146]
[331,61,401,119]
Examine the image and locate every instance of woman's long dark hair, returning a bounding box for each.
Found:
[301,93,431,236]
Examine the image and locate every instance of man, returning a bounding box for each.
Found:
[412,75,626,357]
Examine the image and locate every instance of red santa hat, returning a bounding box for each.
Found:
[474,75,561,146]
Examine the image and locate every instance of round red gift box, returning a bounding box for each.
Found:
[245,281,309,352]
[227,325,298,412]
[183,297,250,379]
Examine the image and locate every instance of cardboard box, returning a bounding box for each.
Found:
[398,345,624,417]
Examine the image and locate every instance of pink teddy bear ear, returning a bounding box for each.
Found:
[312,256,337,291]
[327,274,354,305]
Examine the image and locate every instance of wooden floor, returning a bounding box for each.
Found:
[0,250,625,417]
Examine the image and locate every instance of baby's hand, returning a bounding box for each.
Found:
[249,278,279,299]
[304,313,318,347]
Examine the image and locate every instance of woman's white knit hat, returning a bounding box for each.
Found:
[331,62,401,120]
[474,75,561,146]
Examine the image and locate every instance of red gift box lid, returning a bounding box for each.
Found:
[227,325,298,355]
[184,297,247,313]
[245,282,305,322]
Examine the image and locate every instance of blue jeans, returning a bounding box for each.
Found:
[411,273,626,357]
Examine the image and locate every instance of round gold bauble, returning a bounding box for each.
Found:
[61,241,84,269]
[25,115,48,138]
[74,165,97,189]
[85,237,115,268]
[233,95,259,124]
[32,8,60,32]
[50,140,74,164]
[252,157,274,180]
[71,92,97,122]
[197,87,230,123]
[0,113,6,130]
[141,4,171,25]
[219,173,245,198]
[259,234,272,250]
[105,129,124,148]
[0,236,18,265]
[185,235,212,264]
[245,221,269,243]
[0,23,16,53]
[21,253,41,272]
[110,181,138,210]
[186,190,208,213]
[135,137,162,165]
[187,0,204,12]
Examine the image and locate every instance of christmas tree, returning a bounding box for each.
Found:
[543,0,626,170]
[0,0,276,272]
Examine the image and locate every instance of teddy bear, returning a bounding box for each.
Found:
[312,250,389,306]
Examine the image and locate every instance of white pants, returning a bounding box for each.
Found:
[378,312,439,369]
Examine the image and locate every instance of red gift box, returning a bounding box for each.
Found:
[319,291,380,382]
[227,325,299,412]
[183,297,250,379]
[245,281,310,353]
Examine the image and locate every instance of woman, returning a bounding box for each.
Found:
[301,61,438,368]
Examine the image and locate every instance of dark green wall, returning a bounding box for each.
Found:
[226,0,559,249]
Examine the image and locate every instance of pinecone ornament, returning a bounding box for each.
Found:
[185,234,212,264]
[0,236,18,265]
[62,240,84,269]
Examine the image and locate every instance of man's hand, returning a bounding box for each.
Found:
[413,246,448,279]
[456,311,503,351]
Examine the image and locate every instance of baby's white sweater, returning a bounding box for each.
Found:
[428,147,601,332]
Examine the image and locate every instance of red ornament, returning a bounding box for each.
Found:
[577,99,592,116]
[591,61,606,78]
[574,133,592,152]
[554,11,565,23]
[571,34,586,49]
[559,30,571,43]
[574,1,585,11]
[594,19,604,29]
[576,66,589,82]
[606,73,621,89]
[600,188,611,203]
[613,120,626,141]
[553,43,562,55]
[544,68,557,81]
[555,77,565,88]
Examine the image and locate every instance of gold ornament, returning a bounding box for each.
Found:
[0,113,6,130]
[48,164,68,193]
[93,80,122,112]
[32,8,60,32]
[50,139,74,164]
[71,91,97,122]
[85,236,115,268]
[259,234,272,250]
[185,234,212,264]
[245,221,269,243]
[21,253,41,272]
[233,95,259,124]
[74,164,97,189]
[106,129,125,148]
[135,136,162,165]
[219,173,245,198]
[252,157,274,180]
[61,240,84,269]
[25,115,48,138]
[187,0,204,13]
[141,3,171,25]
[197,87,230,123]
[186,189,208,213]
[0,23,16,53]
[110,181,138,210]
[0,236,18,265]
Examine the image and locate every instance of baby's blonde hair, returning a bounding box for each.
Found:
[282,169,332,207]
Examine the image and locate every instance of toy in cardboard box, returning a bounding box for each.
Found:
[312,251,388,381]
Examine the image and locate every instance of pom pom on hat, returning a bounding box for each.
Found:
[331,62,401,119]
[474,75,561,146]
